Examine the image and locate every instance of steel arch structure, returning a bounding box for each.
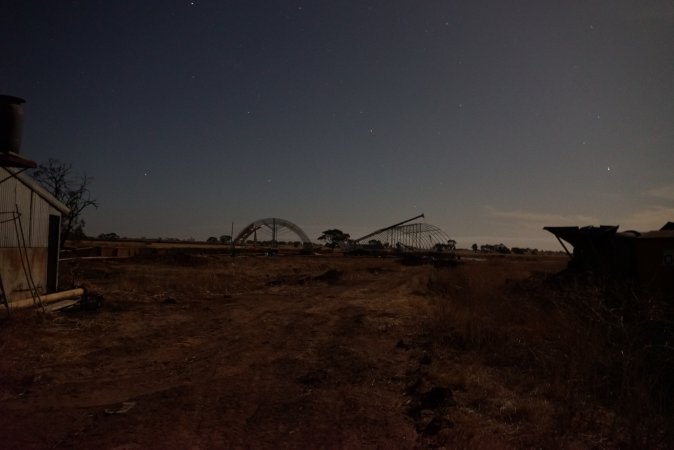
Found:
[234,218,312,247]
[351,214,452,252]
[356,223,451,251]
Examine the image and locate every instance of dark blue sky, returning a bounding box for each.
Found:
[3,1,673,248]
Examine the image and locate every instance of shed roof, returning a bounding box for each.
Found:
[1,167,70,215]
[0,151,37,168]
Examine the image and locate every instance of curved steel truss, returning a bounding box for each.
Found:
[352,214,452,252]
[234,218,312,247]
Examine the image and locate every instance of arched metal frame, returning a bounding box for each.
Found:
[356,222,451,251]
[349,214,452,252]
[234,218,312,247]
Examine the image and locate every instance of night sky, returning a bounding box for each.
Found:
[2,1,673,249]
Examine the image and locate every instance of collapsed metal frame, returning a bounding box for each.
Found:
[352,214,452,252]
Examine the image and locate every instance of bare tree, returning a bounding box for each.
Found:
[32,159,98,247]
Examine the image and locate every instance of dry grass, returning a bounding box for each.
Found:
[421,262,674,448]
[60,254,309,299]
[6,253,671,448]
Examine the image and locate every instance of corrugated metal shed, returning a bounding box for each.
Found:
[1,167,68,247]
[1,166,69,303]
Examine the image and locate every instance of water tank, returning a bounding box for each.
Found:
[0,95,26,154]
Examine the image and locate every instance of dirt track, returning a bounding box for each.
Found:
[1,254,566,449]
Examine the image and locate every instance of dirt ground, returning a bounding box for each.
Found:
[1,252,618,449]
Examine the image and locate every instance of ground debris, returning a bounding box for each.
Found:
[104,401,136,415]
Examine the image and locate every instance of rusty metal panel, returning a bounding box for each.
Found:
[0,220,17,247]
[1,172,20,247]
[14,179,31,240]
[0,172,31,248]
[29,191,51,247]
[0,247,48,302]
[1,168,55,249]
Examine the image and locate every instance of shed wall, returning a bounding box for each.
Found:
[1,167,62,301]
[1,168,56,247]
[0,248,48,301]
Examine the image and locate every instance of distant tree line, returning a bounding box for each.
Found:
[98,232,119,240]
[94,234,236,244]
[480,243,511,254]
[206,235,232,244]
[471,243,539,255]
[433,239,457,253]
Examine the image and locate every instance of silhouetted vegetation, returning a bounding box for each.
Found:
[318,229,350,249]
[97,232,119,241]
[433,239,456,253]
[480,243,510,254]
[33,159,98,247]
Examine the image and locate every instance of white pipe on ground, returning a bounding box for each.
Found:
[9,287,85,311]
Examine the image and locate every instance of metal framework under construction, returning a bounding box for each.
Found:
[351,214,452,252]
